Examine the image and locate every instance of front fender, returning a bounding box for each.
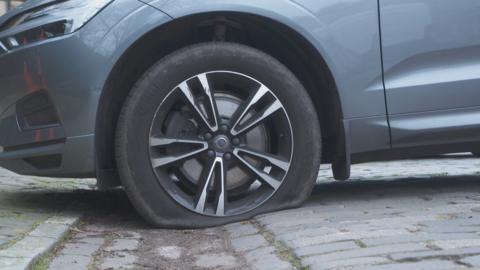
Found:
[68,0,171,137]
[146,0,391,158]
[147,0,386,120]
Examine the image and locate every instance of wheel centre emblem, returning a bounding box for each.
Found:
[214,135,230,151]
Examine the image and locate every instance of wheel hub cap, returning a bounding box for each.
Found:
[213,135,231,152]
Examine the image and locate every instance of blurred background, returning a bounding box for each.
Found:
[0,0,24,16]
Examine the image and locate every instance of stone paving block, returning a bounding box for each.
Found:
[231,234,269,252]
[45,215,80,225]
[157,246,183,260]
[245,246,293,270]
[309,256,391,270]
[256,210,324,223]
[49,236,104,269]
[194,253,239,269]
[461,254,480,267]
[197,237,225,252]
[0,235,11,245]
[104,238,139,252]
[295,241,359,257]
[0,236,54,259]
[353,215,441,228]
[422,217,480,226]
[0,210,47,220]
[0,218,37,230]
[77,237,105,246]
[288,229,408,248]
[74,231,104,239]
[433,239,480,250]
[278,227,341,242]
[100,251,138,270]
[390,246,480,261]
[325,211,442,226]
[362,233,479,247]
[0,256,31,270]
[0,227,16,237]
[248,253,293,270]
[224,222,259,238]
[122,231,141,239]
[245,245,276,259]
[257,216,330,232]
[29,223,71,239]
[350,260,461,270]
[48,254,91,270]
[257,209,317,222]
[303,243,429,266]
[418,223,480,234]
[419,204,480,215]
[61,242,102,256]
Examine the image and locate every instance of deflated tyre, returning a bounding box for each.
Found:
[116,43,321,228]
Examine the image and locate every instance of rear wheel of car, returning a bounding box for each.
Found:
[473,152,480,157]
[115,43,321,228]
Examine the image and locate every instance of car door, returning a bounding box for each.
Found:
[380,0,480,148]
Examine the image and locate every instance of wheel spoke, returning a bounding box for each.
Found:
[179,81,218,132]
[195,157,225,213]
[234,147,290,172]
[150,137,206,147]
[230,85,282,136]
[198,73,220,130]
[233,149,282,190]
[214,158,226,216]
[230,85,268,135]
[150,137,208,168]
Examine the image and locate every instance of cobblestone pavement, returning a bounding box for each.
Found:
[1,154,480,269]
[0,168,94,269]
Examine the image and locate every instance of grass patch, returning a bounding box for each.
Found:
[31,255,51,270]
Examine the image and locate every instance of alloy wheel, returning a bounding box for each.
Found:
[148,71,293,217]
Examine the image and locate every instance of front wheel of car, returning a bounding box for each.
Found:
[115,43,321,228]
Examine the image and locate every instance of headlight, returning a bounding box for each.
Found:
[0,0,112,51]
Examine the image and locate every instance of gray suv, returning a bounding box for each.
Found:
[0,0,479,228]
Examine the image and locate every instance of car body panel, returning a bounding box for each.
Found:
[389,107,480,148]
[380,0,480,148]
[0,0,171,176]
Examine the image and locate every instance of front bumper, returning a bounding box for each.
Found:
[0,32,99,177]
[0,0,154,178]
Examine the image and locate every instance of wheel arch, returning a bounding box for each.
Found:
[95,11,348,187]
